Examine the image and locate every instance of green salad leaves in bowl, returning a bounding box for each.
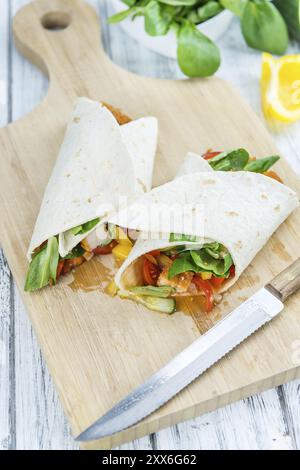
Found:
[108,0,298,78]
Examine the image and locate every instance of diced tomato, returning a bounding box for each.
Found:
[56,260,65,279]
[263,170,283,183]
[143,257,160,286]
[148,250,161,258]
[62,257,85,275]
[192,275,214,313]
[202,151,221,160]
[145,253,158,265]
[229,265,236,278]
[210,276,225,288]
[93,240,118,255]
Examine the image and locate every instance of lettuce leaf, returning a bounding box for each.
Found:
[169,233,199,243]
[208,148,250,171]
[168,252,200,279]
[191,249,232,276]
[25,237,59,292]
[207,148,280,174]
[244,156,280,173]
[70,217,100,236]
[168,242,233,279]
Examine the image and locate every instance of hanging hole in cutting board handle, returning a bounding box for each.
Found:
[41,11,71,31]
[13,0,107,80]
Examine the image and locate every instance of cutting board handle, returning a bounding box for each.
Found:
[13,0,110,83]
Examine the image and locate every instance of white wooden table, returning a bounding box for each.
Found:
[1,0,300,451]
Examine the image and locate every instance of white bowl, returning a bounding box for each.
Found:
[111,1,234,59]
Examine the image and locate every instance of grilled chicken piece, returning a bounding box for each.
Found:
[81,224,111,252]
[157,268,193,294]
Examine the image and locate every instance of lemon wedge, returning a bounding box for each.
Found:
[261,53,300,123]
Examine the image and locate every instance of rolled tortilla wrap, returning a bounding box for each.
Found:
[113,171,299,294]
[27,97,158,260]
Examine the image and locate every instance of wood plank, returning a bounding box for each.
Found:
[0,0,13,451]
[148,388,293,450]
[277,381,300,449]
[0,251,13,450]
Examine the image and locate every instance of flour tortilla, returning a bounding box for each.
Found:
[114,169,299,292]
[27,97,158,259]
[176,151,212,177]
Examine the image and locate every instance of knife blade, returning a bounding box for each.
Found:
[76,258,300,441]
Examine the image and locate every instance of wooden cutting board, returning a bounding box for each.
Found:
[1,0,300,450]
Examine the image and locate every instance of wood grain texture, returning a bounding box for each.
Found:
[0,0,300,450]
[268,258,300,302]
[0,0,13,450]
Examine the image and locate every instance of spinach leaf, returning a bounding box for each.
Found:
[168,252,198,278]
[220,0,247,17]
[186,10,200,23]
[244,155,280,173]
[168,242,233,279]
[122,0,137,6]
[177,21,221,77]
[198,1,223,22]
[273,0,300,41]
[241,0,288,55]
[191,249,232,276]
[202,242,221,259]
[108,7,136,24]
[70,217,100,236]
[63,244,85,259]
[25,237,59,292]
[208,148,250,171]
[169,233,199,242]
[144,0,173,36]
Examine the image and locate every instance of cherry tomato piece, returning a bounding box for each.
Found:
[93,240,118,255]
[192,275,214,313]
[143,257,160,286]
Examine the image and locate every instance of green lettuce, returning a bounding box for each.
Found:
[207,148,280,173]
[70,217,100,236]
[168,242,233,279]
[244,156,280,173]
[169,233,199,243]
[208,148,250,171]
[25,237,59,292]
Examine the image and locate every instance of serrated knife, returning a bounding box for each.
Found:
[76,258,300,441]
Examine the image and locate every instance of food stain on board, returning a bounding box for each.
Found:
[68,254,223,334]
[175,296,222,335]
[68,256,114,292]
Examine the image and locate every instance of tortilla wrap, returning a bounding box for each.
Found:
[113,169,299,292]
[27,97,158,259]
